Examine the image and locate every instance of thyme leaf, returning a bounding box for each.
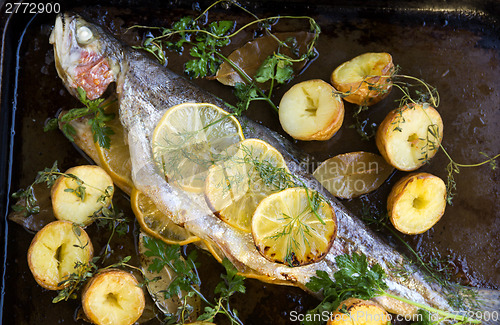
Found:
[11,161,62,217]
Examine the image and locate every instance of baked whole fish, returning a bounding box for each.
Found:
[49,13,500,322]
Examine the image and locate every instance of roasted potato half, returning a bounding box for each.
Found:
[376,104,443,171]
[387,172,447,235]
[328,298,390,325]
[27,220,93,290]
[279,79,344,141]
[331,52,394,106]
[82,269,145,325]
[52,165,114,226]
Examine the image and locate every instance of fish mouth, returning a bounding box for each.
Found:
[49,13,80,96]
[50,13,117,100]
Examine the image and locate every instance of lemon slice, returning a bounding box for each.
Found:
[152,103,244,192]
[131,189,200,245]
[95,98,134,195]
[205,139,291,232]
[252,187,336,266]
[313,151,394,199]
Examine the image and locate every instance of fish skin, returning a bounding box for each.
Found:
[50,13,478,318]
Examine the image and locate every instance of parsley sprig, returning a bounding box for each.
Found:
[304,253,481,325]
[131,0,320,115]
[45,87,115,149]
[142,236,245,324]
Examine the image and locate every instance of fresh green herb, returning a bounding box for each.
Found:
[233,82,260,114]
[92,204,129,257]
[45,87,115,149]
[131,0,320,115]
[348,105,377,141]
[142,236,245,325]
[52,256,132,303]
[63,183,86,201]
[198,258,246,324]
[11,161,61,216]
[441,150,500,205]
[304,253,480,325]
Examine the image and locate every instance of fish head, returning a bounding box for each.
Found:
[49,13,122,100]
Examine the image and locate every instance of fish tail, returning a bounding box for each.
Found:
[460,288,500,325]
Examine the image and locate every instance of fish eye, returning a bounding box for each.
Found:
[76,26,93,45]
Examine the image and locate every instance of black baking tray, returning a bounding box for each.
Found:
[1,0,499,324]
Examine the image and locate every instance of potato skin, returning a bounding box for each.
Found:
[387,172,447,235]
[376,104,443,171]
[331,53,394,106]
[327,298,390,325]
[307,103,345,141]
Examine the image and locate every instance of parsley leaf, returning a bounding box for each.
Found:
[45,87,115,149]
[255,55,294,84]
[142,236,245,325]
[303,253,388,325]
[304,253,481,325]
[333,252,388,300]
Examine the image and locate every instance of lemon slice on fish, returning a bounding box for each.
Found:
[205,139,291,232]
[94,98,134,195]
[152,103,244,192]
[252,187,336,266]
[131,189,200,245]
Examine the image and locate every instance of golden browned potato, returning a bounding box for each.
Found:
[328,298,390,325]
[387,172,447,235]
[82,269,145,325]
[376,103,443,171]
[52,165,114,226]
[331,52,394,106]
[27,220,93,290]
[279,79,344,141]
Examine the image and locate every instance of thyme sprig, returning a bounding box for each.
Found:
[142,236,245,325]
[303,252,480,325]
[44,87,115,149]
[11,161,61,217]
[10,161,102,215]
[130,0,320,115]
[52,255,132,303]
